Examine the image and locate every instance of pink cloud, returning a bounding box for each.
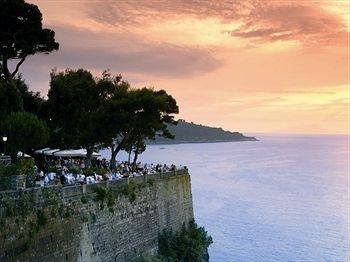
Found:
[230,3,347,46]
[86,1,347,47]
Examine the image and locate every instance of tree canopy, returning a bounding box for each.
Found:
[0,112,49,157]
[46,69,178,168]
[0,81,23,119]
[0,0,59,82]
[98,85,179,168]
[46,69,114,167]
[0,0,180,174]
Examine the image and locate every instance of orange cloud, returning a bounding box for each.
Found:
[229,2,348,47]
[84,0,348,47]
[25,0,349,134]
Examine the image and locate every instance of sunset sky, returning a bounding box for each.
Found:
[24,0,349,134]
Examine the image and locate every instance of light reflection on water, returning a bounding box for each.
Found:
[101,135,349,261]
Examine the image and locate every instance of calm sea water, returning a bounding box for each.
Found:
[101,135,349,261]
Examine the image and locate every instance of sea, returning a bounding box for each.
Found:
[100,134,349,261]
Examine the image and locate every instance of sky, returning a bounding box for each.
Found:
[22,0,349,135]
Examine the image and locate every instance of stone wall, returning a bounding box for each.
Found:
[0,170,194,262]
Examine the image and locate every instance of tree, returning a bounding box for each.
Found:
[122,132,146,166]
[46,69,121,166]
[0,112,49,157]
[46,69,100,165]
[15,77,46,116]
[0,0,59,83]
[0,81,23,120]
[46,69,179,168]
[105,87,179,169]
[0,76,46,124]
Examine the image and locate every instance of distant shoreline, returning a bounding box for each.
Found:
[148,137,258,145]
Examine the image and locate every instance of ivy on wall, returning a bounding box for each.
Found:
[0,178,156,252]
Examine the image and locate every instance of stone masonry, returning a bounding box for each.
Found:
[0,170,194,262]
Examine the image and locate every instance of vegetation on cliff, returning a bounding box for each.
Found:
[135,220,213,262]
[0,158,36,190]
[0,178,157,251]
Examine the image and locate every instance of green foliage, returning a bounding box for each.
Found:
[47,69,99,149]
[0,176,12,191]
[36,210,47,226]
[106,86,179,167]
[14,77,46,117]
[147,178,155,187]
[16,158,35,175]
[0,158,36,190]
[0,112,49,157]
[158,220,213,262]
[0,0,59,82]
[133,254,163,262]
[0,77,46,126]
[43,68,179,168]
[122,180,138,202]
[81,214,89,223]
[93,179,155,209]
[90,213,97,223]
[68,167,81,175]
[0,158,34,177]
[0,81,23,119]
[16,193,36,217]
[80,196,89,204]
[82,167,105,176]
[0,163,18,177]
[93,185,118,209]
[93,185,108,202]
[0,185,105,250]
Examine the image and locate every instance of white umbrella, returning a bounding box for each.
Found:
[53,149,101,158]
[34,148,51,154]
[43,149,60,156]
[17,151,32,158]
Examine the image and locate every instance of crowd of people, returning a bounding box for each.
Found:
[33,158,185,187]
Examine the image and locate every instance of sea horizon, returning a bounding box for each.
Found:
[101,134,349,261]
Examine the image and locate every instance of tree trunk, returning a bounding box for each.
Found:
[85,147,93,168]
[109,134,129,170]
[1,57,24,111]
[1,56,11,83]
[110,146,117,170]
[132,150,138,166]
[132,145,139,171]
[128,150,132,164]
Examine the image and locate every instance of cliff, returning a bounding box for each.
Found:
[0,170,194,261]
[150,119,257,144]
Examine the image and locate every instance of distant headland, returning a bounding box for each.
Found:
[150,119,257,144]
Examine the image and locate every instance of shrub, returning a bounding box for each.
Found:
[121,180,138,202]
[68,167,81,174]
[80,196,89,204]
[36,210,48,227]
[93,185,116,209]
[83,167,105,176]
[0,159,35,190]
[93,185,108,202]
[158,220,213,262]
[133,254,163,262]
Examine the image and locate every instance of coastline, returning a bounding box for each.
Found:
[147,137,258,146]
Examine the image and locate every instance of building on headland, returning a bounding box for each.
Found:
[0,170,194,261]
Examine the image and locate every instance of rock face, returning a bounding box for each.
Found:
[0,170,194,261]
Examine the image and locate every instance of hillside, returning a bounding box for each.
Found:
[150,120,257,144]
